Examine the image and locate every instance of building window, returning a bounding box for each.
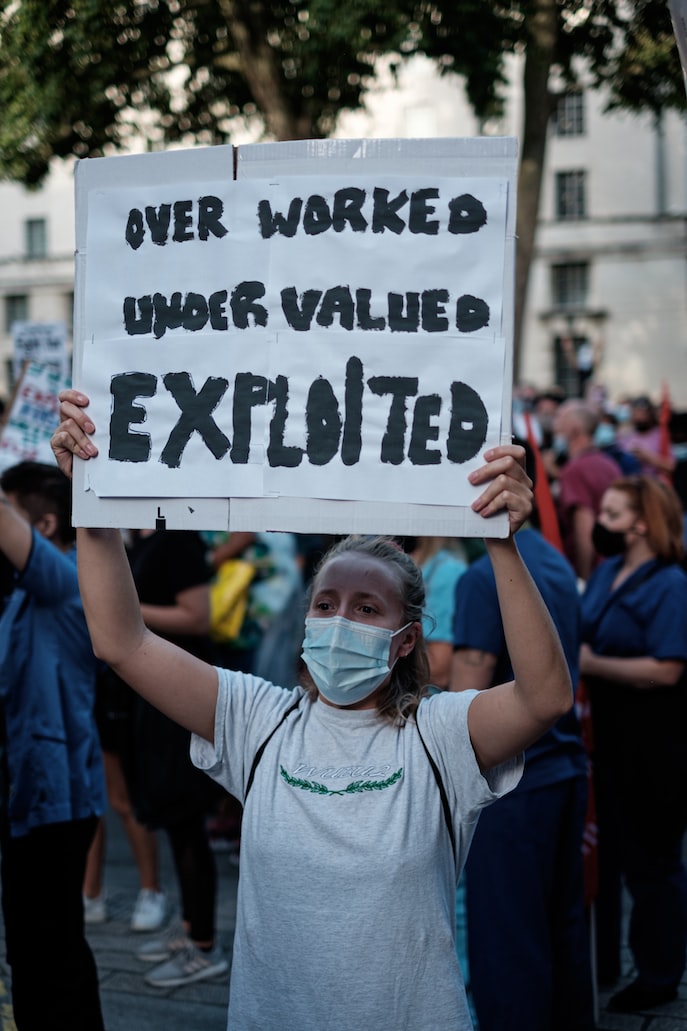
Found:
[5,294,28,333]
[555,170,586,220]
[553,91,585,137]
[24,217,47,259]
[551,262,589,309]
[554,335,595,399]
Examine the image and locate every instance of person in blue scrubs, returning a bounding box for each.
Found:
[0,461,106,1030]
[581,475,687,1014]
[452,443,593,1031]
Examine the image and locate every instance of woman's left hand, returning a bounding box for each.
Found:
[469,444,533,536]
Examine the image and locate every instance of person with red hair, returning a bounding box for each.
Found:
[581,475,687,1014]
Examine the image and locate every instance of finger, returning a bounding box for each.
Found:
[58,388,90,408]
[473,490,530,520]
[472,472,533,516]
[53,420,98,460]
[59,400,96,435]
[483,443,526,464]
[472,443,527,469]
[58,413,97,450]
[474,484,526,515]
[469,455,531,490]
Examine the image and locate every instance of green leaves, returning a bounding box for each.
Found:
[0,0,176,183]
[600,0,687,116]
[280,765,403,795]
[0,0,683,186]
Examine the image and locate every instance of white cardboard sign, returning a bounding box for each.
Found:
[12,321,69,386]
[73,138,518,533]
[0,362,71,472]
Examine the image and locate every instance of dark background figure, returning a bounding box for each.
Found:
[202,529,305,858]
[580,476,687,1014]
[553,399,623,581]
[121,528,228,988]
[408,536,467,690]
[593,411,642,476]
[83,661,168,932]
[618,396,671,479]
[0,461,106,1030]
[451,441,595,1031]
[668,410,687,548]
[532,387,567,453]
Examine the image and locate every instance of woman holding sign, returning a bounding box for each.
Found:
[52,389,572,1031]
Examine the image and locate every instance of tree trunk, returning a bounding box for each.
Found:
[218,0,314,140]
[513,0,559,383]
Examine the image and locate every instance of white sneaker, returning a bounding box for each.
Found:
[131,889,167,932]
[83,893,107,925]
[145,941,228,988]
[136,920,189,963]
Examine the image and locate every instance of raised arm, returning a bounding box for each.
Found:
[0,490,34,572]
[466,447,572,770]
[52,390,218,742]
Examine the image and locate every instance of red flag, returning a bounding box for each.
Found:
[523,412,565,553]
[659,381,673,485]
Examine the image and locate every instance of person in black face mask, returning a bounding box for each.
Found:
[580,476,687,1015]
[590,517,629,557]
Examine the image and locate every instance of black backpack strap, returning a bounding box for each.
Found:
[245,694,303,802]
[415,714,456,860]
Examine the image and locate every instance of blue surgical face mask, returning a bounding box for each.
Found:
[301,615,412,706]
[593,422,616,449]
[672,443,687,462]
[552,433,568,457]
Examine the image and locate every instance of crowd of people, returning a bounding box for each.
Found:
[0,380,684,1029]
[471,385,687,1024]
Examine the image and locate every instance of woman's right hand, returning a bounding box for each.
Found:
[51,389,99,478]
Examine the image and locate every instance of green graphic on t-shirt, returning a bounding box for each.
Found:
[280,766,402,796]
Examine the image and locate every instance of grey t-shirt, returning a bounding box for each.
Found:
[191,670,522,1031]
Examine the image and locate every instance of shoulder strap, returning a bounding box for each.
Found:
[414,714,456,860]
[245,693,303,802]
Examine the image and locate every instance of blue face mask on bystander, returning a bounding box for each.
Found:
[593,422,616,449]
[301,615,411,706]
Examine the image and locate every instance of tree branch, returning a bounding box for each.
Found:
[217,0,313,140]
